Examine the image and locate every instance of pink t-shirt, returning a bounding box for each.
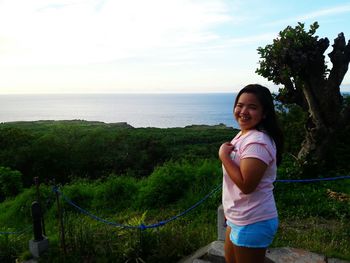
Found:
[222,129,278,226]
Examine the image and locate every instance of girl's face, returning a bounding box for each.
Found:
[234,92,264,134]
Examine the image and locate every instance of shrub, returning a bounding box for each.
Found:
[61,180,96,212]
[137,161,195,208]
[93,175,139,212]
[0,166,23,201]
[0,187,36,227]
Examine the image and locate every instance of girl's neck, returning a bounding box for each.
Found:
[240,129,254,136]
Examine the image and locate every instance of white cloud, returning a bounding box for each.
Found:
[264,3,350,27]
[0,0,233,66]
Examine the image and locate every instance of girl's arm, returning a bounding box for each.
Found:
[219,142,267,194]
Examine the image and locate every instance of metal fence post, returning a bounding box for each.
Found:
[34,177,46,235]
[55,188,67,255]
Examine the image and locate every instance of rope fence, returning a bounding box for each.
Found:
[53,184,222,230]
[0,226,32,235]
[1,175,350,235]
[276,175,350,183]
[51,175,350,230]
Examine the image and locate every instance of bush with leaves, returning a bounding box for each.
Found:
[0,166,23,201]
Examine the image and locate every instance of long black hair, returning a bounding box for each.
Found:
[234,84,284,166]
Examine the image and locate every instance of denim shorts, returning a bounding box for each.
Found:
[226,218,278,248]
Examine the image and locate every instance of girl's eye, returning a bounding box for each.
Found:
[236,104,257,110]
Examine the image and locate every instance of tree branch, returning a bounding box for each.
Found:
[328,33,350,87]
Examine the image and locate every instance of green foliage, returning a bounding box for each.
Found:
[0,121,235,186]
[41,210,216,263]
[30,133,73,184]
[0,127,34,186]
[137,158,221,209]
[0,233,29,263]
[62,180,97,211]
[93,175,139,211]
[256,22,350,176]
[256,22,328,85]
[278,154,304,179]
[0,187,36,227]
[0,166,23,200]
[178,159,222,210]
[137,160,195,208]
[275,180,350,220]
[1,160,350,261]
[275,101,307,155]
[324,113,350,172]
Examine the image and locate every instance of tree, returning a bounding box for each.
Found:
[256,22,350,173]
[0,166,23,200]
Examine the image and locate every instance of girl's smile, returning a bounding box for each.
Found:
[234,92,264,134]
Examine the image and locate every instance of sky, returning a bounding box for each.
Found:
[0,0,349,94]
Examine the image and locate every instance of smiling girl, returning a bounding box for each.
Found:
[219,84,284,263]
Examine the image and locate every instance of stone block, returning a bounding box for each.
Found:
[217,204,226,241]
[29,237,49,258]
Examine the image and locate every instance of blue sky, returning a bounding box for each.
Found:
[0,0,349,94]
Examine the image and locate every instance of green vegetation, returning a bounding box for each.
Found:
[0,116,349,262]
[0,120,232,188]
[0,166,23,200]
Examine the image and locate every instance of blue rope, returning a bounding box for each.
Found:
[53,184,221,230]
[3,176,348,235]
[147,184,222,228]
[0,226,32,235]
[275,175,350,183]
[52,175,349,230]
[55,188,137,229]
[0,231,22,235]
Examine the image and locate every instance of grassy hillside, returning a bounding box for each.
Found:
[0,121,349,262]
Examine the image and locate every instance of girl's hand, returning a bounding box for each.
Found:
[219,142,234,161]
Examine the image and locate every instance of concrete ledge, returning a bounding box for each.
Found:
[266,247,326,262]
[179,241,225,263]
[179,242,350,263]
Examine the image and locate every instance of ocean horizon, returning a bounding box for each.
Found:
[0,93,239,129]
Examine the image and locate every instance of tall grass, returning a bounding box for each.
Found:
[0,233,30,263]
[274,179,350,260]
[274,217,350,260]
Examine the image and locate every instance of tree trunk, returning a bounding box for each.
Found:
[297,33,350,168]
[297,81,333,165]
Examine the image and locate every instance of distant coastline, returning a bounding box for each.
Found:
[1,91,348,129]
[0,93,238,129]
[0,120,237,132]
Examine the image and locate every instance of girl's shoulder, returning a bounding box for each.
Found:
[242,130,275,148]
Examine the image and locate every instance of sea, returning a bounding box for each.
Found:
[0,93,239,129]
